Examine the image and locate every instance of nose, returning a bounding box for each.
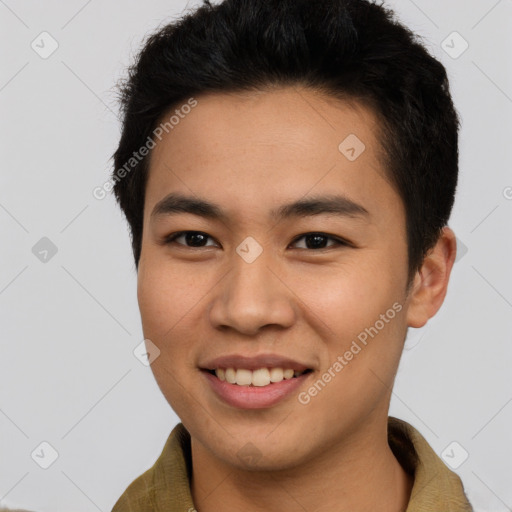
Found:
[208,250,296,336]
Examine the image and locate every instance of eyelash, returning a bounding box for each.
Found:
[162,231,351,250]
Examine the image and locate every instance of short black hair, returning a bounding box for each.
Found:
[111,0,460,283]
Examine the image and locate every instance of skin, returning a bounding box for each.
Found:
[137,86,457,512]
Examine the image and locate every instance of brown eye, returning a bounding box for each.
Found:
[163,231,350,250]
[290,233,348,250]
[164,231,218,248]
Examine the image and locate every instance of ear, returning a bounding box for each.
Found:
[406,226,457,328]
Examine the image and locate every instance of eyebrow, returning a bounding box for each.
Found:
[150,192,369,222]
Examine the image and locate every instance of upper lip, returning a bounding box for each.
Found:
[200,353,312,372]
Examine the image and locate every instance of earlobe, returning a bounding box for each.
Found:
[405,227,457,328]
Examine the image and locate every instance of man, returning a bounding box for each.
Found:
[110,0,473,510]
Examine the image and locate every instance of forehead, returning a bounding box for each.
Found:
[144,86,398,224]
[150,86,383,165]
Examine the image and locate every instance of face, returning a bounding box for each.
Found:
[137,86,415,470]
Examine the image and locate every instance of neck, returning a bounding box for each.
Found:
[190,419,414,512]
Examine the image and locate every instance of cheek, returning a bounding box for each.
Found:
[293,266,408,422]
[137,257,206,337]
[290,256,409,396]
[137,265,197,388]
[291,258,404,339]
[137,261,206,410]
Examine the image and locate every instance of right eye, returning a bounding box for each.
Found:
[163,231,219,248]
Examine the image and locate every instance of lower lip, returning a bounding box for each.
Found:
[202,370,312,409]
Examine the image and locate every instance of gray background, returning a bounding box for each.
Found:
[1,0,511,510]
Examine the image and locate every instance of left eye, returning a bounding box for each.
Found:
[164,231,348,250]
[290,233,347,250]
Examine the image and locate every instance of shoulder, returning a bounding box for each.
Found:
[388,416,474,512]
[111,423,193,511]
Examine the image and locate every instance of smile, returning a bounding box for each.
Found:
[209,367,312,387]
[202,368,314,409]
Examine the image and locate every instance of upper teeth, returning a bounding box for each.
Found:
[214,368,306,387]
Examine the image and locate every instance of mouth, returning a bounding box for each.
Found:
[203,367,314,387]
[199,354,315,408]
[205,367,313,387]
[200,364,314,409]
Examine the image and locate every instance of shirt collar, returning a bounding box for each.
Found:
[387,416,473,511]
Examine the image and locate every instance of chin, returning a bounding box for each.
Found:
[232,430,315,471]
[227,444,311,473]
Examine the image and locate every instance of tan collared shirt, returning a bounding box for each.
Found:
[111,416,473,511]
